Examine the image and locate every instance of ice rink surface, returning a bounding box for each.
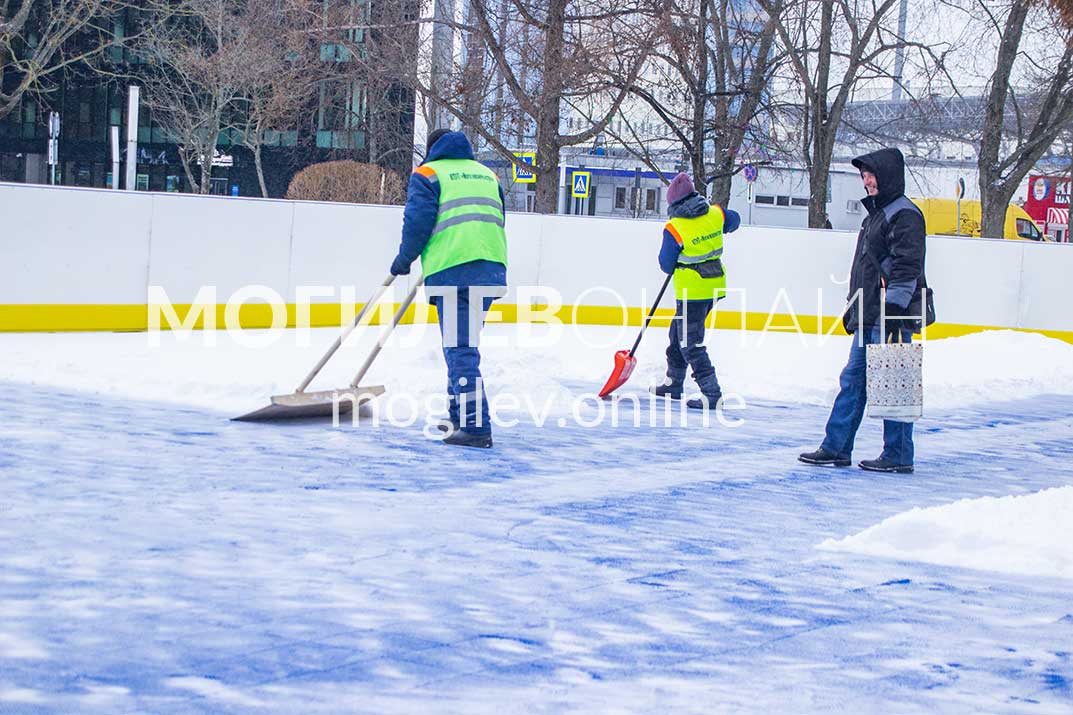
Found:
[2,326,1073,713]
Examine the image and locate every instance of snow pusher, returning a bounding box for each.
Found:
[234,273,422,421]
[597,273,673,398]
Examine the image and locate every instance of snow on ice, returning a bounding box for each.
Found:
[2,325,1073,713]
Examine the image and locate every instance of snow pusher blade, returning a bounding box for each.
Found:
[595,273,672,399]
[597,350,637,397]
[233,274,422,422]
[232,386,385,422]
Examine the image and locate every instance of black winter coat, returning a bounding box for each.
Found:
[843,147,935,334]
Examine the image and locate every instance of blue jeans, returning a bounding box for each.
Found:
[666,299,720,396]
[820,326,915,465]
[428,287,497,436]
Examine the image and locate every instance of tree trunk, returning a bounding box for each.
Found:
[708,155,735,208]
[533,140,561,214]
[179,149,200,193]
[808,154,831,229]
[977,0,1030,239]
[253,144,268,198]
[808,1,833,228]
[199,146,213,194]
[532,0,568,214]
[691,0,709,198]
[981,186,1015,239]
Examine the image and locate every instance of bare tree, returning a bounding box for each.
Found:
[595,0,785,206]
[0,0,169,120]
[135,0,255,193]
[761,0,943,227]
[972,0,1073,237]
[343,1,660,212]
[1052,0,1073,29]
[332,0,419,176]
[230,0,321,197]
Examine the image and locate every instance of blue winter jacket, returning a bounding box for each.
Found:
[391,131,507,288]
[658,192,741,275]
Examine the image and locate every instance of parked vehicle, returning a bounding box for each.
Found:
[910,198,1046,241]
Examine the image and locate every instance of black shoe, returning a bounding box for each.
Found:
[798,448,851,467]
[649,383,684,399]
[686,393,722,410]
[858,458,913,474]
[442,430,493,449]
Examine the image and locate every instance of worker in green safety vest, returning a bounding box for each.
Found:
[650,173,741,410]
[389,129,508,449]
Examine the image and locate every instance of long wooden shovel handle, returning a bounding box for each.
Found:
[349,275,423,388]
[295,274,396,393]
[629,273,674,357]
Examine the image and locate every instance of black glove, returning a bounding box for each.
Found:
[389,255,411,276]
[883,301,909,318]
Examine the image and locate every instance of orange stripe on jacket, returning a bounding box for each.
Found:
[665,222,684,245]
[711,203,725,224]
[414,165,436,178]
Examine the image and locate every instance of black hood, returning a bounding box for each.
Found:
[668,192,710,219]
[852,147,905,209]
[424,131,476,163]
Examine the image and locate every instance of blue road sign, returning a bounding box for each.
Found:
[572,171,591,198]
[512,152,536,183]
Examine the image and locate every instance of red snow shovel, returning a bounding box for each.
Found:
[597,273,673,398]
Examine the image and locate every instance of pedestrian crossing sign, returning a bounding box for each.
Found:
[572,171,591,198]
[512,152,536,183]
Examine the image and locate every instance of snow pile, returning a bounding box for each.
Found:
[1,325,1072,415]
[923,330,1073,409]
[819,487,1073,580]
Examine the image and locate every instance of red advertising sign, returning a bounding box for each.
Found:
[1025,173,1068,238]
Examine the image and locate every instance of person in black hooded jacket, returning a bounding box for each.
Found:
[799,147,934,474]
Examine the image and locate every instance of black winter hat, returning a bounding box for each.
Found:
[426,128,450,155]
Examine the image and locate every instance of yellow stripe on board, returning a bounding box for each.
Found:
[2,303,1072,344]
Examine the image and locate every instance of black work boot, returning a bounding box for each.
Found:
[650,380,684,399]
[687,393,723,410]
[687,372,721,410]
[443,430,493,449]
[649,370,686,399]
[798,448,851,467]
[859,458,913,474]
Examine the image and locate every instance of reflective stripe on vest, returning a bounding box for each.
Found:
[419,159,508,277]
[668,206,726,301]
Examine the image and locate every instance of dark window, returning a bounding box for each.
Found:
[776,195,790,206]
[646,188,657,211]
[756,195,775,205]
[791,197,809,207]
[615,186,627,209]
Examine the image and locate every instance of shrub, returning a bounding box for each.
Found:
[286,160,405,205]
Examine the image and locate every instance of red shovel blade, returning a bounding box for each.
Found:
[598,349,637,398]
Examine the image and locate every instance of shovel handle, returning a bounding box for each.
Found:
[349,275,423,389]
[295,274,396,393]
[629,273,673,357]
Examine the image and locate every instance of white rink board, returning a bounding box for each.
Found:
[1,182,1071,335]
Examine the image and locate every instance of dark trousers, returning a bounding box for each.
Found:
[666,299,721,396]
[820,326,915,465]
[429,287,497,436]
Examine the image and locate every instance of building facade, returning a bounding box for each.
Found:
[0,2,417,198]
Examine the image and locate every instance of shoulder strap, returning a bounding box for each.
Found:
[881,195,921,224]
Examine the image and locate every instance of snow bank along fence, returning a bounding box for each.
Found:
[2,182,1072,343]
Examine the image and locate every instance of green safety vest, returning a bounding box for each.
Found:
[666,206,726,301]
[418,158,507,277]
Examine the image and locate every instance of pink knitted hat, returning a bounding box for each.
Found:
[666,173,695,205]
